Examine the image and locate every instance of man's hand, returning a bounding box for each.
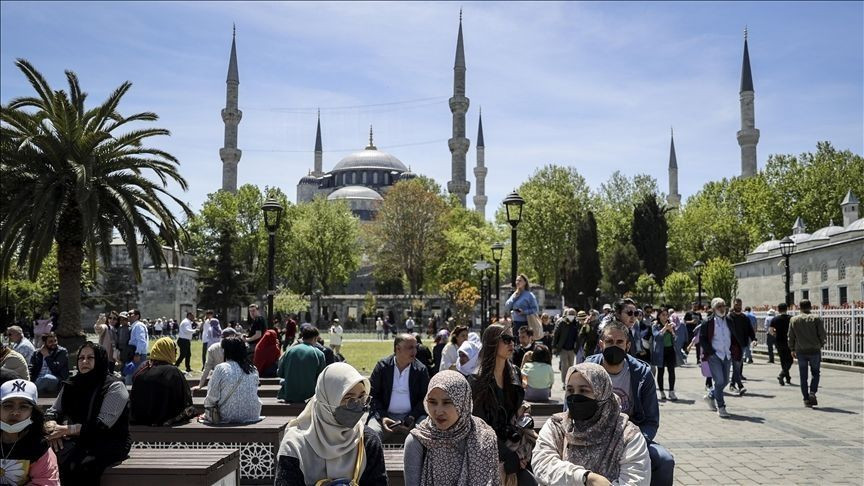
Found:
[586,472,612,486]
[381,417,398,433]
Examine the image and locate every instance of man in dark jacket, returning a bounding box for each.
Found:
[769,302,793,385]
[700,297,747,418]
[29,332,69,394]
[729,298,756,395]
[586,320,673,486]
[368,334,429,442]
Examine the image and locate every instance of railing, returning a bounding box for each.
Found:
[753,307,864,366]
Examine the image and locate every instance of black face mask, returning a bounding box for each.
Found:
[566,393,599,421]
[602,345,627,365]
[333,402,368,428]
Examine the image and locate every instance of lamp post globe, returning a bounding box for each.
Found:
[503,191,525,287]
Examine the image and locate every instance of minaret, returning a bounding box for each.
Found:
[220,25,242,193]
[447,10,471,206]
[313,110,323,177]
[667,128,681,208]
[737,27,759,178]
[473,109,487,218]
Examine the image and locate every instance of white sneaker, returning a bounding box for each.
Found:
[668,390,678,401]
[659,390,667,400]
[703,394,717,411]
[718,407,730,418]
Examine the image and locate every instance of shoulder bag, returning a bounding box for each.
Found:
[204,376,243,424]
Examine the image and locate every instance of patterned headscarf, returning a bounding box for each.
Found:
[410,370,500,486]
[149,337,177,364]
[558,362,639,479]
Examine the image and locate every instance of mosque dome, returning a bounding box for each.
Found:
[790,233,812,244]
[331,129,408,173]
[299,174,318,185]
[845,217,864,232]
[751,240,780,254]
[810,223,844,240]
[327,185,384,201]
[398,167,418,181]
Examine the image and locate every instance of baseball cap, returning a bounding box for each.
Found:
[118,311,129,319]
[602,304,612,311]
[1,379,38,405]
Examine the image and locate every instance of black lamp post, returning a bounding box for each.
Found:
[473,260,492,329]
[503,191,525,287]
[418,288,424,320]
[262,197,284,324]
[314,289,323,325]
[779,236,796,306]
[594,287,601,309]
[693,260,705,308]
[648,273,656,305]
[491,242,504,319]
[617,280,627,298]
[482,273,490,326]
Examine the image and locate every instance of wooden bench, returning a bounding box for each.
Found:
[129,416,287,484]
[103,448,240,486]
[192,384,281,398]
[38,396,306,417]
[187,376,281,387]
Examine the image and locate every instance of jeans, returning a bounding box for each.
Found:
[743,344,752,361]
[648,441,675,486]
[731,359,744,387]
[765,334,775,362]
[797,352,821,400]
[175,337,192,371]
[35,374,60,394]
[707,355,731,409]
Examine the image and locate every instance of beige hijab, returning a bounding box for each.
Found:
[278,362,370,483]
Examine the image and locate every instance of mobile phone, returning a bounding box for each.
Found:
[388,420,403,429]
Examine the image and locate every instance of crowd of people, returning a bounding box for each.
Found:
[0,282,829,485]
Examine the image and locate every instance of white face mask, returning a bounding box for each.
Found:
[566,315,575,322]
[1,418,32,433]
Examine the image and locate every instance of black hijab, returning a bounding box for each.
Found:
[61,342,111,423]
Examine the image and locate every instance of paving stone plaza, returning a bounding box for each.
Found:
[543,354,864,485]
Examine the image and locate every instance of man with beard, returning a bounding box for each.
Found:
[29,332,69,393]
[700,298,747,418]
[728,298,756,395]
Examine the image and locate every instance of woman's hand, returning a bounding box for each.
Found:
[586,472,612,486]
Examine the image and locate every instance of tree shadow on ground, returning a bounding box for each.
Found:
[813,407,858,415]
[726,414,765,423]
[662,399,696,405]
[738,392,776,399]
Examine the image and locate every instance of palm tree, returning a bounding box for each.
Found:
[1,59,191,339]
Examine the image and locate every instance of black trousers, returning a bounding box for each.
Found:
[175,337,192,370]
[765,334,775,362]
[777,344,793,379]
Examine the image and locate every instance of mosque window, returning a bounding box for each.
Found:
[801,267,808,284]
[362,171,368,184]
[351,172,357,184]
[384,173,390,185]
[838,259,846,280]
[373,172,379,184]
[820,264,828,282]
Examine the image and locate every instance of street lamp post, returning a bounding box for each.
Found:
[491,243,504,319]
[594,288,601,310]
[648,273,656,306]
[779,236,796,306]
[693,260,705,308]
[314,289,323,325]
[617,280,627,299]
[473,260,493,329]
[481,274,490,326]
[262,197,284,324]
[503,191,525,287]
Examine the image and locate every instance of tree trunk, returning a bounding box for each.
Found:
[55,206,84,338]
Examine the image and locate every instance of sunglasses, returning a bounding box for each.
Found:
[500,335,515,344]
[623,310,635,316]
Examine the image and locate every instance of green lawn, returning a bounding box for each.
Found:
[339,341,394,375]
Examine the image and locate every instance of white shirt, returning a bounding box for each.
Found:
[376,319,384,331]
[405,318,415,330]
[329,325,343,346]
[11,337,35,363]
[179,318,195,340]
[712,316,732,360]
[387,363,413,416]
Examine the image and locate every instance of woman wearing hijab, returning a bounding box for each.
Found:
[129,337,195,426]
[253,329,281,378]
[456,332,482,376]
[404,370,499,486]
[45,342,131,485]
[275,362,388,485]
[533,362,650,486]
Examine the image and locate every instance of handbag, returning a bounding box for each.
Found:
[204,377,243,424]
[526,313,543,339]
[314,430,365,486]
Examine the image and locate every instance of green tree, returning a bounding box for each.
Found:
[280,196,361,294]
[633,273,659,305]
[595,171,661,259]
[702,257,738,304]
[564,210,601,305]
[500,165,593,292]
[440,279,479,327]
[662,272,694,309]
[631,194,669,283]
[362,291,377,326]
[273,289,309,316]
[435,202,500,288]
[601,241,642,295]
[2,246,95,319]
[197,227,250,319]
[1,60,190,337]
[366,180,448,293]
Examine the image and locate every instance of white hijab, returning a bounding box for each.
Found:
[456,332,482,375]
[278,362,370,483]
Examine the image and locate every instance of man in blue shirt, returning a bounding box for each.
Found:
[127,308,149,384]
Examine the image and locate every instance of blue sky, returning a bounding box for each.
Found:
[2,1,862,216]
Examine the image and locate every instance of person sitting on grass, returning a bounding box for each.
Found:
[129,337,195,426]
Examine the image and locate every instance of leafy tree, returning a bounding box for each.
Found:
[702,257,737,304]
[601,241,642,295]
[595,171,661,259]
[440,279,479,327]
[279,196,361,294]
[500,165,593,292]
[366,180,448,293]
[197,227,250,319]
[273,289,309,316]
[2,246,95,319]
[1,60,190,337]
[631,194,669,283]
[662,271,693,309]
[564,210,601,305]
[435,202,500,288]
[633,273,659,306]
[362,291,377,326]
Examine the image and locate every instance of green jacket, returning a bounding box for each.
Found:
[788,312,826,354]
[277,343,325,403]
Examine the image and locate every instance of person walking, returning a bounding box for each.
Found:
[788,299,827,407]
[769,303,793,386]
[329,318,344,354]
[700,298,746,418]
[201,310,222,370]
[127,309,149,384]
[175,311,196,372]
[375,316,385,341]
[764,308,776,364]
[551,308,579,384]
[651,308,679,401]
